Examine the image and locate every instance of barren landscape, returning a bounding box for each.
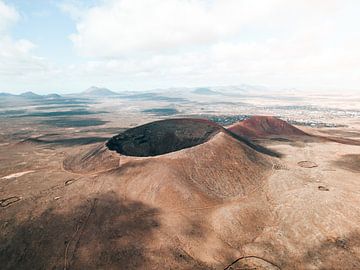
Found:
[2,0,360,268]
[1,89,360,269]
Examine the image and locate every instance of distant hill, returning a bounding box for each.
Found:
[45,93,62,99]
[20,91,43,99]
[0,92,63,100]
[192,87,220,95]
[82,86,119,96]
[0,92,14,97]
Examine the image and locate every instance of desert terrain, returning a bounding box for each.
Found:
[1,88,360,269]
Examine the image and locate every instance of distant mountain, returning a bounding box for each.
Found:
[82,86,119,96]
[192,87,220,95]
[20,91,43,99]
[204,84,270,97]
[0,91,62,99]
[45,93,62,99]
[0,91,63,100]
[0,92,14,97]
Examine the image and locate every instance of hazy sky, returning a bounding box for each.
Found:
[0,0,359,94]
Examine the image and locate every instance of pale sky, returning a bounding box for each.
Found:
[0,0,359,94]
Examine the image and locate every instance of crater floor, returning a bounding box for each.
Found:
[106,118,222,156]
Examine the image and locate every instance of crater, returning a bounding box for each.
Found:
[298,161,318,168]
[106,119,222,157]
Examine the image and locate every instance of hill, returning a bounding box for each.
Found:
[106,118,280,157]
[228,115,308,138]
[66,118,273,200]
[82,86,119,96]
[192,87,220,95]
[45,93,62,99]
[19,91,43,99]
[0,92,14,97]
[56,118,277,269]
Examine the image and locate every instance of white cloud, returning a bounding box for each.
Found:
[0,1,19,32]
[58,0,94,20]
[69,0,282,57]
[1,0,360,93]
[62,0,360,92]
[0,1,56,92]
[0,36,46,76]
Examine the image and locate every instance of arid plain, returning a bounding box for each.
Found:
[1,88,360,269]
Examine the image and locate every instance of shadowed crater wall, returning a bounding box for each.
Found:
[106,119,222,157]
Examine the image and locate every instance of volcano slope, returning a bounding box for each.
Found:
[1,118,360,269]
[229,115,360,147]
[228,115,308,139]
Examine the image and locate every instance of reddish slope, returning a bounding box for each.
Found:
[228,115,308,138]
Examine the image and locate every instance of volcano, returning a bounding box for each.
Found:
[64,118,275,201]
[106,118,281,158]
[57,118,283,269]
[228,115,308,139]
